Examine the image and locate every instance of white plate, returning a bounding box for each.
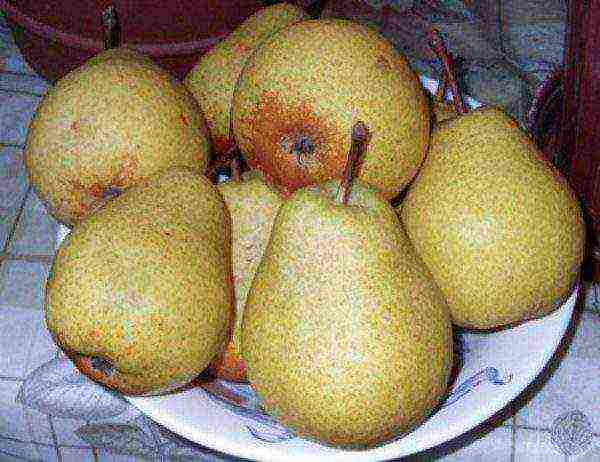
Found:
[52,78,577,461]
[125,288,576,462]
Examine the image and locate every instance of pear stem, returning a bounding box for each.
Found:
[336,121,370,205]
[427,27,468,115]
[102,5,121,50]
[230,156,242,182]
[401,9,468,115]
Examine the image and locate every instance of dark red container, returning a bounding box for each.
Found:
[0,0,265,82]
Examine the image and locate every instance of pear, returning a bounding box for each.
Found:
[209,167,283,382]
[232,18,430,200]
[184,3,308,157]
[242,123,452,447]
[45,168,233,396]
[25,47,211,226]
[401,107,585,329]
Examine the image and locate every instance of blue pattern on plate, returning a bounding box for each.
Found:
[442,367,513,408]
[201,380,296,443]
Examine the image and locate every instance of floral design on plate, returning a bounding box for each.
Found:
[442,367,513,408]
[200,379,296,443]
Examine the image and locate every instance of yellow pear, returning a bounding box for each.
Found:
[401,107,585,329]
[232,18,430,200]
[242,122,452,446]
[45,168,233,396]
[209,169,283,382]
[25,47,210,226]
[184,3,308,157]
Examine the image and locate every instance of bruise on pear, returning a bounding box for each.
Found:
[240,90,345,194]
[68,158,137,221]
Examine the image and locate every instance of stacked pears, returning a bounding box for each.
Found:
[242,125,453,447]
[32,1,586,451]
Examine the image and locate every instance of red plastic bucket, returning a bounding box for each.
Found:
[0,0,265,81]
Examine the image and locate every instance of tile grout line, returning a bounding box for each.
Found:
[0,87,44,98]
[0,448,32,462]
[0,142,25,149]
[0,432,105,450]
[47,416,61,462]
[0,253,53,264]
[1,186,30,254]
[510,413,517,462]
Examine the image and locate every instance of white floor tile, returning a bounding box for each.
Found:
[0,308,43,378]
[0,145,29,213]
[0,437,42,461]
[8,190,58,256]
[0,211,18,252]
[437,426,513,461]
[0,260,50,311]
[22,314,58,377]
[0,92,40,146]
[581,281,600,314]
[0,73,49,96]
[23,408,54,446]
[515,311,600,431]
[32,444,59,462]
[51,417,93,447]
[97,448,158,461]
[514,427,599,462]
[58,447,96,462]
[0,24,37,76]
[410,424,513,461]
[0,381,31,441]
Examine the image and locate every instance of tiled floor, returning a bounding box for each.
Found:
[0,8,598,462]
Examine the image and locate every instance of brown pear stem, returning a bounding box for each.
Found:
[435,73,449,102]
[399,8,468,115]
[336,121,370,205]
[102,5,121,50]
[230,156,242,182]
[427,27,468,115]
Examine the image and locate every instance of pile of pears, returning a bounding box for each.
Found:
[28,3,585,449]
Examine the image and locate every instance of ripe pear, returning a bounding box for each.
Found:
[45,168,233,396]
[209,168,283,382]
[184,3,308,157]
[401,107,585,330]
[25,47,211,226]
[232,18,430,199]
[242,127,453,446]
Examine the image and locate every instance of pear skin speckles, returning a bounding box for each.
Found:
[45,168,234,396]
[25,48,211,226]
[232,19,431,200]
[242,180,452,448]
[401,107,585,329]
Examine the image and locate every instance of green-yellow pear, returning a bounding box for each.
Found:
[242,124,453,447]
[401,106,585,329]
[45,168,233,396]
[209,168,283,382]
[184,3,308,157]
[25,47,210,226]
[232,18,430,199]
